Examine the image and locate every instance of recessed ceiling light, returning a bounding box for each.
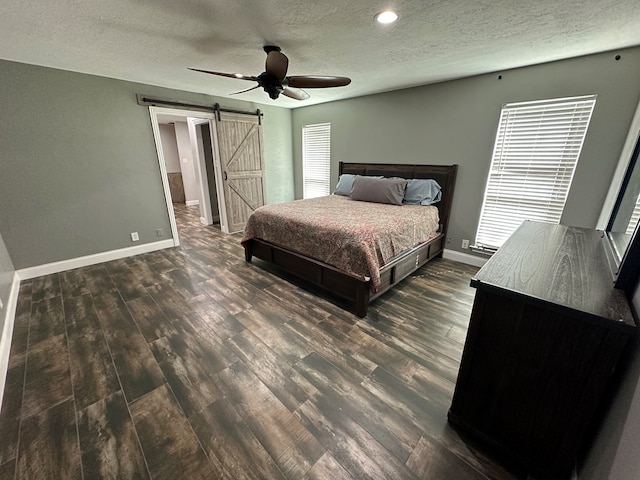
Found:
[375,10,398,24]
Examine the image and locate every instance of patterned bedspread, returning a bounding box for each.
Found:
[241,195,440,292]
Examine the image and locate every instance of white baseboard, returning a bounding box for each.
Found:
[443,248,488,268]
[16,239,175,280]
[185,200,200,206]
[0,272,20,414]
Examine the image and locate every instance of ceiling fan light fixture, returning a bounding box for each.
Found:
[375,10,398,24]
[189,46,351,101]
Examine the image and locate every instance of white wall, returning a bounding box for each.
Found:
[173,121,199,204]
[0,231,16,416]
[194,123,220,222]
[159,124,181,173]
[0,232,15,355]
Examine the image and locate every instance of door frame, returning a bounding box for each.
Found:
[148,106,229,241]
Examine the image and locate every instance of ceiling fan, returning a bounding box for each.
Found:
[189,45,351,101]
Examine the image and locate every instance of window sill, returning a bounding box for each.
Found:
[470,245,497,256]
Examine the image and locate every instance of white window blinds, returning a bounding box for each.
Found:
[475,95,597,249]
[302,123,331,199]
[626,196,640,234]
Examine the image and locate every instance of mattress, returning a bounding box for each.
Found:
[241,195,439,291]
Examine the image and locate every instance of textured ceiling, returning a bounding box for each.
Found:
[2,0,639,108]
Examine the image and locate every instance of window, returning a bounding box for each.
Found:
[302,123,331,199]
[605,133,640,258]
[626,197,640,235]
[475,95,597,250]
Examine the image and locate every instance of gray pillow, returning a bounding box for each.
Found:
[334,174,356,196]
[403,179,442,205]
[350,176,407,205]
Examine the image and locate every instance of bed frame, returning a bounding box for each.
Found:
[243,162,458,317]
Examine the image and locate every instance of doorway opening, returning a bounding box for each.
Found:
[149,107,223,245]
[149,105,267,245]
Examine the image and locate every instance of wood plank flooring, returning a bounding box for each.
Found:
[0,204,528,480]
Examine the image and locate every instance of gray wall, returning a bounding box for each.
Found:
[291,46,640,257]
[579,276,640,480]
[0,60,294,269]
[263,106,294,204]
[581,329,640,480]
[0,233,15,339]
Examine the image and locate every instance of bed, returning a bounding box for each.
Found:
[242,162,458,317]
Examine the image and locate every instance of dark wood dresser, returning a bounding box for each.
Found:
[448,221,636,480]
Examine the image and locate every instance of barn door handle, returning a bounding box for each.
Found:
[223,171,228,181]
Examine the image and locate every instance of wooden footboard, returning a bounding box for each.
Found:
[244,233,444,317]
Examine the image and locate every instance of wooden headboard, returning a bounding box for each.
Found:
[338,162,458,238]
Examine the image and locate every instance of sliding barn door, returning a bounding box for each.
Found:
[215,112,266,233]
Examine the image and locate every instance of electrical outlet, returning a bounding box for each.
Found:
[156,228,163,237]
[461,239,470,249]
[131,232,139,241]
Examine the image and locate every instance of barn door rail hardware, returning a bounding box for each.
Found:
[136,94,263,123]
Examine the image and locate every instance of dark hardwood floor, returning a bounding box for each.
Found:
[0,204,527,480]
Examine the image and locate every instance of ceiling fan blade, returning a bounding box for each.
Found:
[286,75,351,88]
[230,85,261,95]
[281,87,310,101]
[188,68,258,81]
[265,50,288,81]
